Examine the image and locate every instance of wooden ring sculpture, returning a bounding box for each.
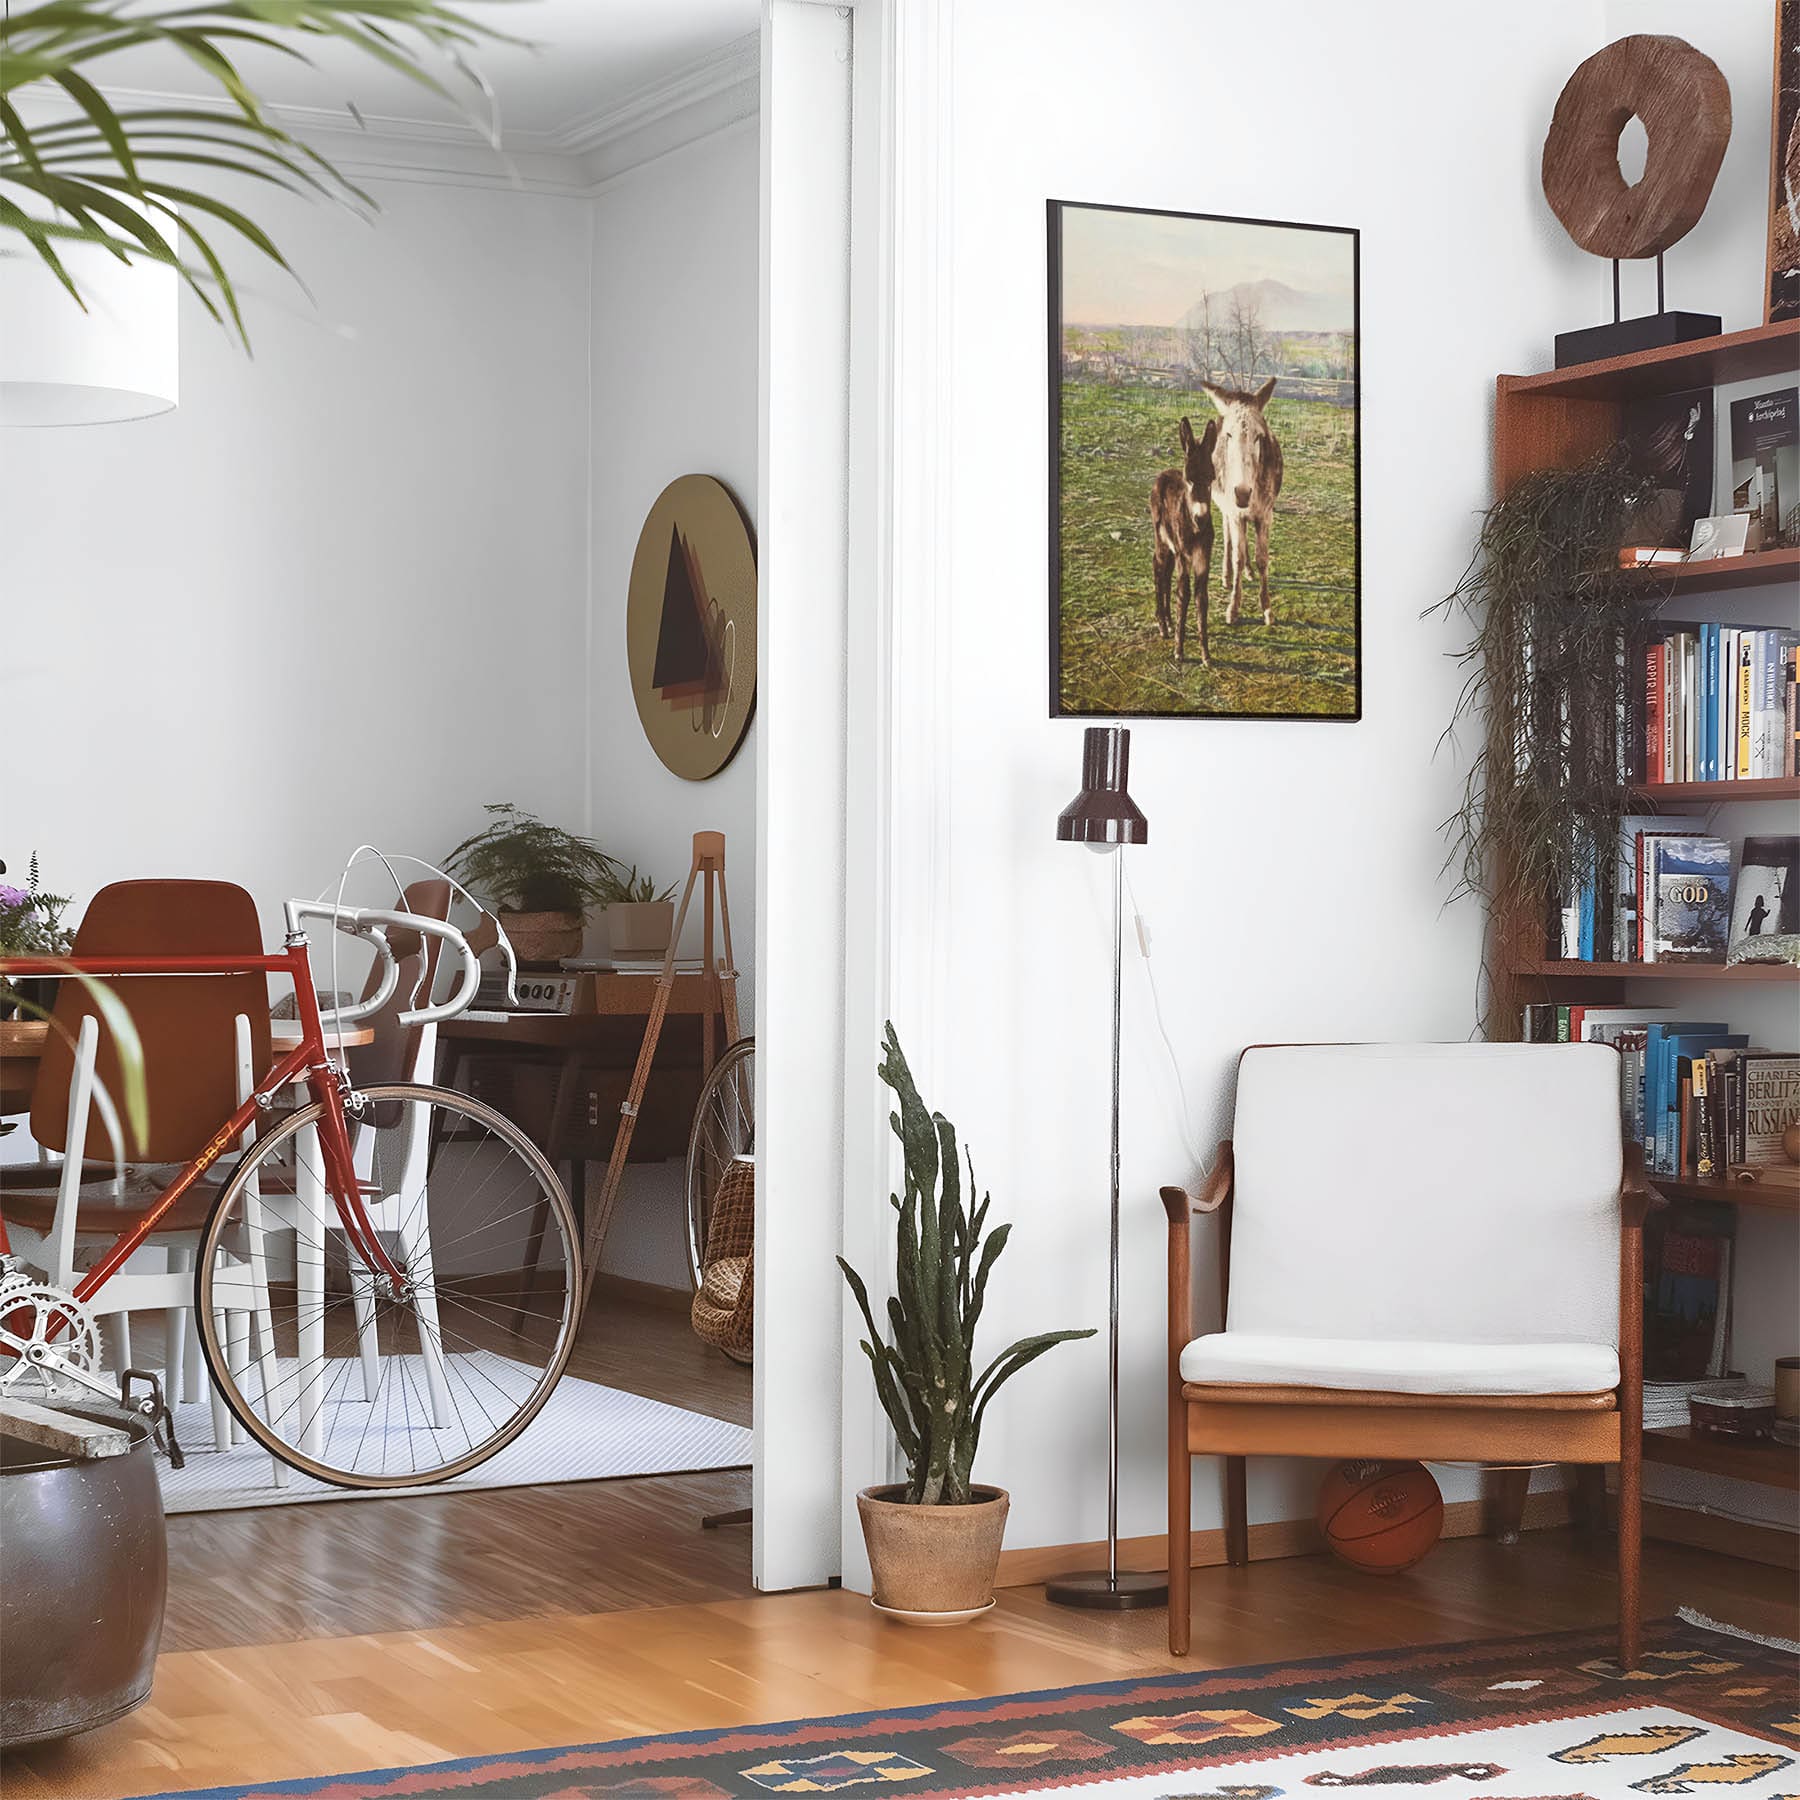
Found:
[1541,34,1731,260]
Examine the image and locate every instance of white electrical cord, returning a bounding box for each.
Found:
[1119,858,1211,1177]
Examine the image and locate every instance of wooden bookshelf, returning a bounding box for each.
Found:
[1512,959,1800,983]
[1627,545,1800,595]
[1490,323,1800,1563]
[1643,1426,1800,1491]
[1628,775,1800,804]
[1648,1174,1800,1215]
[1501,319,1800,404]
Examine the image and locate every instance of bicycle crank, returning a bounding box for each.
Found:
[0,1276,113,1405]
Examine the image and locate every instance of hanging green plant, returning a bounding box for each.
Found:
[1428,446,1667,1029]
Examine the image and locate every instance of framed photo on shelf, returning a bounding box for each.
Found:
[1047,199,1361,721]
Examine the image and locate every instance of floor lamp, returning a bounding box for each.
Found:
[1045,725,1166,1611]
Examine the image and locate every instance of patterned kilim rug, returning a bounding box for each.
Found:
[134,1612,1797,1800]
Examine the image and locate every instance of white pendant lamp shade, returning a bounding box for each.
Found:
[0,215,179,426]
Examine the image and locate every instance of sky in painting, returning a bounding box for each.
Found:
[1059,205,1355,329]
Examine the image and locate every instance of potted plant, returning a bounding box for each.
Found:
[0,855,73,1023]
[445,805,617,968]
[1429,445,1657,1034]
[596,863,678,960]
[838,1024,1094,1624]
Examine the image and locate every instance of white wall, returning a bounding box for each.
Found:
[2,177,592,923]
[586,119,763,1285]
[866,0,1652,1557]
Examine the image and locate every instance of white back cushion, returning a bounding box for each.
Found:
[1227,1044,1622,1348]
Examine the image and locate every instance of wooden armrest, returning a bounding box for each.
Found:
[1621,1140,1662,1229]
[1161,1142,1234,1222]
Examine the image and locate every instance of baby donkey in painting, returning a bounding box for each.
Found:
[1149,414,1220,667]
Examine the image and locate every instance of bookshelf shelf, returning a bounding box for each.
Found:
[1628,546,1800,596]
[1642,1425,1800,1491]
[1648,1174,1800,1215]
[1629,776,1800,804]
[1500,320,1800,403]
[1512,959,1800,983]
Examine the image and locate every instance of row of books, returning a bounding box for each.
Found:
[1637,625,1799,784]
[1554,829,1796,966]
[1519,1004,1800,1180]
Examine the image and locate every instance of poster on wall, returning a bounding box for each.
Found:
[1769,0,1800,323]
[1047,200,1360,721]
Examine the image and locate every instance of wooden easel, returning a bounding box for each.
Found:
[580,831,740,1312]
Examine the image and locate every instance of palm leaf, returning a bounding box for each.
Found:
[0,0,521,343]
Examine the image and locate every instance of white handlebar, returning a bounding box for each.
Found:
[283,900,488,1028]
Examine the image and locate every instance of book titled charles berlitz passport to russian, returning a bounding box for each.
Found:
[1739,1052,1800,1166]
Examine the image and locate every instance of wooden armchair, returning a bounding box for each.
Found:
[1162,1043,1650,1668]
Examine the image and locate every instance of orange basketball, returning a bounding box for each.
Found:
[1315,1460,1443,1574]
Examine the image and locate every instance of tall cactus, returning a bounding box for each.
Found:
[838,1023,1095,1505]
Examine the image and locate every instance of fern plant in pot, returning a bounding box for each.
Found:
[838,1025,1094,1624]
[445,805,617,968]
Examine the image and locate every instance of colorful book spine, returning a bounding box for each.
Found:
[1737,636,1754,779]
[1644,640,1663,785]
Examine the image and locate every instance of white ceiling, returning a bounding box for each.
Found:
[94,0,762,148]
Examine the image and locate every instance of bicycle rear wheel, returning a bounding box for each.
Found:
[195,1082,580,1488]
[685,1037,755,1290]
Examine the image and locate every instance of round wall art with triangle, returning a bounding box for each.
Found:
[625,474,757,781]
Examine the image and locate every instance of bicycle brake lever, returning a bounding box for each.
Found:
[121,1367,184,1469]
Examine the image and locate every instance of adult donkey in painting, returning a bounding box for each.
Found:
[1149,414,1220,667]
[1202,377,1284,628]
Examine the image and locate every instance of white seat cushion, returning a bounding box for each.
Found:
[1180,1332,1619,1397]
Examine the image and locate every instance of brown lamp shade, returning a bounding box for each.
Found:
[1056,726,1147,846]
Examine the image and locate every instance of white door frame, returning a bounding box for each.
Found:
[754,0,954,1593]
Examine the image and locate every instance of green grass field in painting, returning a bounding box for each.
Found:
[1055,379,1358,718]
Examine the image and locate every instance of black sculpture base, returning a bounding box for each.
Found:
[1044,1568,1169,1610]
[1554,311,1721,369]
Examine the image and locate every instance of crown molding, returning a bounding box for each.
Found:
[553,31,759,157]
[12,32,761,195]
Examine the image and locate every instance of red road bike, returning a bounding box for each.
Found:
[0,900,581,1488]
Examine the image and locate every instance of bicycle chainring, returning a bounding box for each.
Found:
[0,1279,104,1398]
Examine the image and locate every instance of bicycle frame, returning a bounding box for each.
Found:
[0,937,406,1301]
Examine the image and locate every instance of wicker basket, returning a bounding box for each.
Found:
[691,1156,754,1363]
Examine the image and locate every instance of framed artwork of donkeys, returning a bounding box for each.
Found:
[1048,199,1361,721]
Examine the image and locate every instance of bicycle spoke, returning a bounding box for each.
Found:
[199,1083,579,1487]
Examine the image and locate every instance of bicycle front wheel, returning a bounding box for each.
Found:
[195,1082,581,1488]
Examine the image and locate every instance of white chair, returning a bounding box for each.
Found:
[3,878,285,1478]
[1162,1042,1647,1667]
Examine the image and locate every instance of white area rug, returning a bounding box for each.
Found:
[155,1366,751,1513]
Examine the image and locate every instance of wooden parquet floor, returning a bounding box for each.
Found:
[5,1299,1797,1799]
[7,1534,1796,1799]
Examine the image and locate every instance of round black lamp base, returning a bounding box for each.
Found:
[1043,1568,1168,1610]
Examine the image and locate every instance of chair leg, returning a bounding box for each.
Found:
[1617,1447,1642,1670]
[1224,1456,1249,1567]
[164,1244,191,1405]
[1168,1446,1191,1656]
[1571,1464,1608,1541]
[1488,1466,1531,1544]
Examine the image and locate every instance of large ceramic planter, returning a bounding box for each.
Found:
[856,1484,1008,1624]
[0,1405,167,1746]
[604,900,675,959]
[500,909,585,969]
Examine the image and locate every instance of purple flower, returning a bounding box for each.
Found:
[0,886,31,910]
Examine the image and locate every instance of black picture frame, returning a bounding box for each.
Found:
[1047,198,1363,722]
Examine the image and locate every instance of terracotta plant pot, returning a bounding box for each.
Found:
[856,1484,1008,1623]
[499,909,585,969]
[605,900,675,959]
